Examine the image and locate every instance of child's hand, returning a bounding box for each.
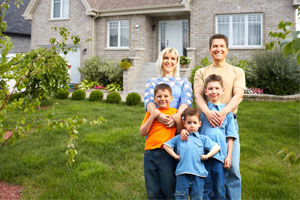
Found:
[224,156,231,169]
[201,154,209,160]
[174,154,180,160]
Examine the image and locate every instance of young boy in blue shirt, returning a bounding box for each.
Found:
[163,107,220,200]
[200,74,238,200]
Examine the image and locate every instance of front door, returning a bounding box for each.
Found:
[158,20,188,56]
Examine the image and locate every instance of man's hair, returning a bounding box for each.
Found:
[182,107,200,121]
[204,74,224,89]
[209,34,228,48]
[154,83,172,96]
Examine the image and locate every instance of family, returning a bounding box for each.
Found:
[140,34,246,200]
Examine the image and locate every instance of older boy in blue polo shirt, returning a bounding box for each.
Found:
[200,74,238,200]
[163,107,220,200]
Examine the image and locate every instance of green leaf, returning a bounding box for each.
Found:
[296,51,300,65]
[283,42,293,56]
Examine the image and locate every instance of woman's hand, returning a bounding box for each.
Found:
[157,113,175,127]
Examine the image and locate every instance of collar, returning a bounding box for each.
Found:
[207,102,225,111]
[189,131,200,138]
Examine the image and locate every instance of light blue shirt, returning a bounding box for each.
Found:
[199,102,238,163]
[164,132,217,177]
[144,77,193,110]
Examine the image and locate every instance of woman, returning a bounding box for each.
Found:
[143,47,193,199]
[144,47,193,127]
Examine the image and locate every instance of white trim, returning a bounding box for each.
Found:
[51,0,69,19]
[23,0,40,20]
[107,20,130,48]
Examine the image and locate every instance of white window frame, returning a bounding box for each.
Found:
[51,0,69,19]
[107,20,130,49]
[216,13,263,48]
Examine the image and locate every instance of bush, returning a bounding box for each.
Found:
[89,90,104,101]
[8,92,25,103]
[120,58,132,69]
[56,88,69,99]
[180,55,191,65]
[126,92,141,106]
[106,81,123,92]
[72,89,86,100]
[106,91,121,104]
[79,56,123,86]
[247,50,300,95]
[189,57,211,86]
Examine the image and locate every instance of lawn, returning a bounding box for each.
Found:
[0,99,299,199]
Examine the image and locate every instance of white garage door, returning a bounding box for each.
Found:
[60,47,81,84]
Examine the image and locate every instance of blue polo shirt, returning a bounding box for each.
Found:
[164,132,217,177]
[199,102,238,163]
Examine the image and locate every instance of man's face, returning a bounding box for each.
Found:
[154,89,173,109]
[209,39,228,62]
[184,115,201,133]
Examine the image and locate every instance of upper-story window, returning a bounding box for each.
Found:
[216,13,263,48]
[107,20,129,48]
[52,0,69,19]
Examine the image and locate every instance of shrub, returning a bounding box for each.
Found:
[180,55,191,65]
[56,88,69,99]
[72,89,86,100]
[106,81,123,92]
[189,57,211,86]
[120,57,132,69]
[79,56,123,86]
[8,92,25,103]
[126,92,141,106]
[89,90,104,101]
[106,91,121,104]
[246,50,300,95]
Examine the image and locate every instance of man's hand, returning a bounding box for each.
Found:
[180,129,189,141]
[206,110,221,127]
[224,156,231,169]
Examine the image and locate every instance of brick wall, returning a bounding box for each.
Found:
[190,0,297,64]
[31,0,92,62]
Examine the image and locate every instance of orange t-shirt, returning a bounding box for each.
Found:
[141,107,177,150]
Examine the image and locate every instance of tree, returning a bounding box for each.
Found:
[0,0,104,165]
[266,7,300,65]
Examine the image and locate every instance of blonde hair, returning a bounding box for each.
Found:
[156,48,180,77]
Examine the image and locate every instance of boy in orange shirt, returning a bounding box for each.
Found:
[140,83,182,200]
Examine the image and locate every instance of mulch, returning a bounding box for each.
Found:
[0,182,23,200]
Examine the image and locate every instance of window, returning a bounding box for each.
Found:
[107,20,129,48]
[216,13,263,48]
[52,0,69,19]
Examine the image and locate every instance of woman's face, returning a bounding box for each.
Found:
[162,51,178,76]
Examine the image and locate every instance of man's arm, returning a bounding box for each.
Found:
[217,88,244,127]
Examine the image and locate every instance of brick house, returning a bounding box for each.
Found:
[23,0,299,93]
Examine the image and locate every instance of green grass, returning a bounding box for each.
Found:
[0,99,299,199]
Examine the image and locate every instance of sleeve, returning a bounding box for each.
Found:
[179,77,193,107]
[164,135,179,149]
[202,135,217,151]
[225,112,238,140]
[234,67,246,90]
[193,68,205,90]
[144,78,157,111]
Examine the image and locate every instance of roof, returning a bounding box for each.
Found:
[4,0,31,35]
[87,0,182,11]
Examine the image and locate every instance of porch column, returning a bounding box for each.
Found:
[184,47,196,78]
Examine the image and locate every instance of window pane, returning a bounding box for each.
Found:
[120,21,129,47]
[183,20,189,56]
[53,0,61,18]
[232,15,245,45]
[160,22,166,50]
[62,0,69,18]
[248,14,262,45]
[109,22,118,47]
[217,16,230,39]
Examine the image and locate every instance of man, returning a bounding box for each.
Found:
[185,34,246,199]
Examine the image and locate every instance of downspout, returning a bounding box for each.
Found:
[91,12,100,56]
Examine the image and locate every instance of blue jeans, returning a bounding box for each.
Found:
[144,148,177,200]
[225,119,241,200]
[175,174,204,200]
[203,158,226,200]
